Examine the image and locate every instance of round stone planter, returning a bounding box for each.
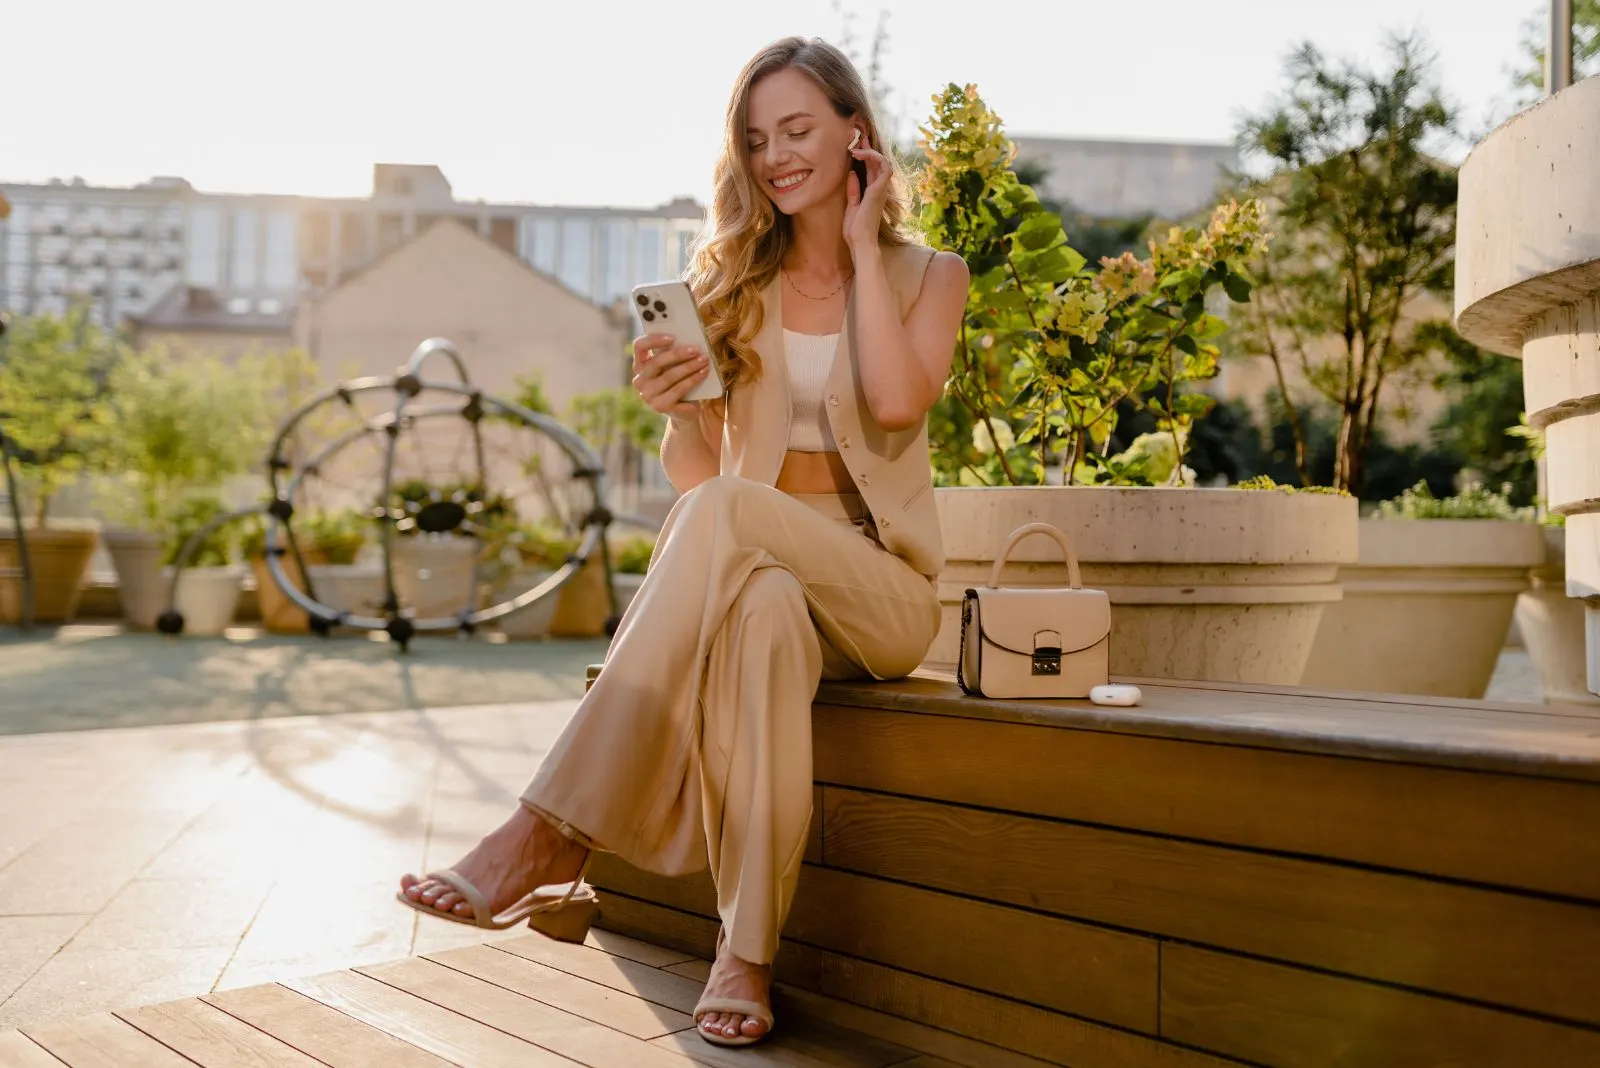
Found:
[103,528,167,630]
[172,566,245,637]
[1300,518,1546,699]
[0,525,100,624]
[931,486,1358,684]
[305,563,386,627]
[391,536,482,620]
[1515,526,1600,706]
[495,566,562,640]
[1456,75,1600,701]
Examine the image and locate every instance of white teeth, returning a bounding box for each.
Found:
[773,171,810,190]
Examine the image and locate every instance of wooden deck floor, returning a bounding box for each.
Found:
[0,928,998,1068]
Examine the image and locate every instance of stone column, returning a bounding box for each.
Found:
[1456,76,1600,698]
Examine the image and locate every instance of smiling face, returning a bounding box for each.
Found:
[744,66,858,216]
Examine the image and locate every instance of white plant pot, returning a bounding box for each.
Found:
[1301,518,1546,699]
[172,566,245,637]
[103,528,167,630]
[305,563,386,622]
[390,537,481,621]
[1515,526,1600,706]
[494,566,561,640]
[932,486,1359,684]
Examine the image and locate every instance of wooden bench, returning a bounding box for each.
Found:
[584,665,1600,1068]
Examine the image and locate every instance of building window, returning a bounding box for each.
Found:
[558,218,592,295]
[264,210,296,287]
[524,215,559,275]
[600,219,632,305]
[185,205,222,286]
[232,208,259,288]
[636,223,663,283]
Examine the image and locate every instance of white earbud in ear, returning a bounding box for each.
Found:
[849,130,862,151]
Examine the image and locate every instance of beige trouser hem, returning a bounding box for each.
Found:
[521,475,939,964]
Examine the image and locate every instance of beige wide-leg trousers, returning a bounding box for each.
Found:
[522,475,940,964]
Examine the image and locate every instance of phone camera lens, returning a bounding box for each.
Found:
[652,300,666,313]
[635,294,649,306]
[641,310,655,322]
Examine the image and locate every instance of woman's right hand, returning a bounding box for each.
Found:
[631,333,711,421]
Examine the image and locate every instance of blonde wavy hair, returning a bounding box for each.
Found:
[686,36,916,387]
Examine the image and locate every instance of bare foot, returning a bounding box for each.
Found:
[696,940,773,1043]
[399,805,587,922]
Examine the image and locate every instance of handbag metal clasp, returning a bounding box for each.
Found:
[1032,630,1063,676]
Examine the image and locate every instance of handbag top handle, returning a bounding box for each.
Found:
[987,521,1084,590]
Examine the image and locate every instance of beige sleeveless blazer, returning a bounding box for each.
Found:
[720,243,944,577]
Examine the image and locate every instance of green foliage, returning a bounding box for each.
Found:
[1375,479,1531,521]
[1427,332,1538,507]
[1511,0,1600,102]
[163,496,237,568]
[610,534,656,576]
[509,523,579,569]
[1231,35,1463,496]
[303,509,370,565]
[99,345,269,532]
[387,479,517,539]
[506,373,554,417]
[568,388,665,455]
[0,307,115,524]
[916,83,1267,487]
[1234,474,1351,497]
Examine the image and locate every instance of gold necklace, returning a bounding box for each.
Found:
[782,266,852,301]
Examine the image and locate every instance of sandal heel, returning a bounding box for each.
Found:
[527,895,599,943]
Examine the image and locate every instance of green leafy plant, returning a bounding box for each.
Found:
[303,509,370,564]
[1234,475,1351,496]
[916,84,1268,487]
[509,522,579,570]
[1374,480,1531,521]
[0,307,115,524]
[610,533,656,576]
[98,344,270,532]
[162,496,237,568]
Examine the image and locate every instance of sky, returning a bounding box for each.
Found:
[1,0,1539,209]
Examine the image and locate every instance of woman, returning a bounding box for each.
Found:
[398,35,967,1048]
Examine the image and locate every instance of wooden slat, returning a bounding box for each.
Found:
[813,703,1600,900]
[595,894,1244,1068]
[202,984,454,1068]
[807,784,823,864]
[821,786,1600,1026]
[358,956,694,1067]
[284,970,582,1068]
[1160,943,1600,1068]
[583,929,694,969]
[415,944,692,1039]
[813,674,1600,781]
[117,1000,321,1067]
[650,1012,912,1068]
[590,856,1160,1034]
[487,933,707,1015]
[22,1013,201,1068]
[0,1031,67,1067]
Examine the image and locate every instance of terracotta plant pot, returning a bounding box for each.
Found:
[0,526,100,624]
[103,528,167,630]
[248,547,329,634]
[932,486,1358,684]
[171,566,245,637]
[1301,518,1546,699]
[1515,525,1600,706]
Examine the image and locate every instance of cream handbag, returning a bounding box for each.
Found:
[957,522,1111,699]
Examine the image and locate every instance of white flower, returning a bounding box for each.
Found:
[972,418,1016,455]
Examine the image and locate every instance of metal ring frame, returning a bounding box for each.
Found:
[157,338,654,651]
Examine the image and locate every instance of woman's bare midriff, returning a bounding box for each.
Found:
[775,450,855,494]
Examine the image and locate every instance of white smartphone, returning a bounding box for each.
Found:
[631,280,725,403]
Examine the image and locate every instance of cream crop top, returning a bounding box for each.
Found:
[783,329,840,452]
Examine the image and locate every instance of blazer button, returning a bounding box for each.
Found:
[858,475,871,486]
[828,395,840,406]
[838,436,851,449]
[880,517,891,528]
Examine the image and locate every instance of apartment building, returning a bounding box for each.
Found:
[0,165,705,327]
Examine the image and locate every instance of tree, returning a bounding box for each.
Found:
[1232,35,1462,495]
[1013,158,1156,267]
[0,306,115,525]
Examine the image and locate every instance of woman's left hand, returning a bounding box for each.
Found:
[843,142,891,254]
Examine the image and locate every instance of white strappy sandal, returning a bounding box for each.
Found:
[395,857,597,943]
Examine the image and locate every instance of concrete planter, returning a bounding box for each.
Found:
[1301,519,1545,699]
[391,536,482,620]
[1456,76,1600,700]
[172,566,245,636]
[0,526,100,624]
[305,563,385,626]
[495,566,561,640]
[103,528,167,630]
[1516,526,1600,706]
[931,486,1358,684]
